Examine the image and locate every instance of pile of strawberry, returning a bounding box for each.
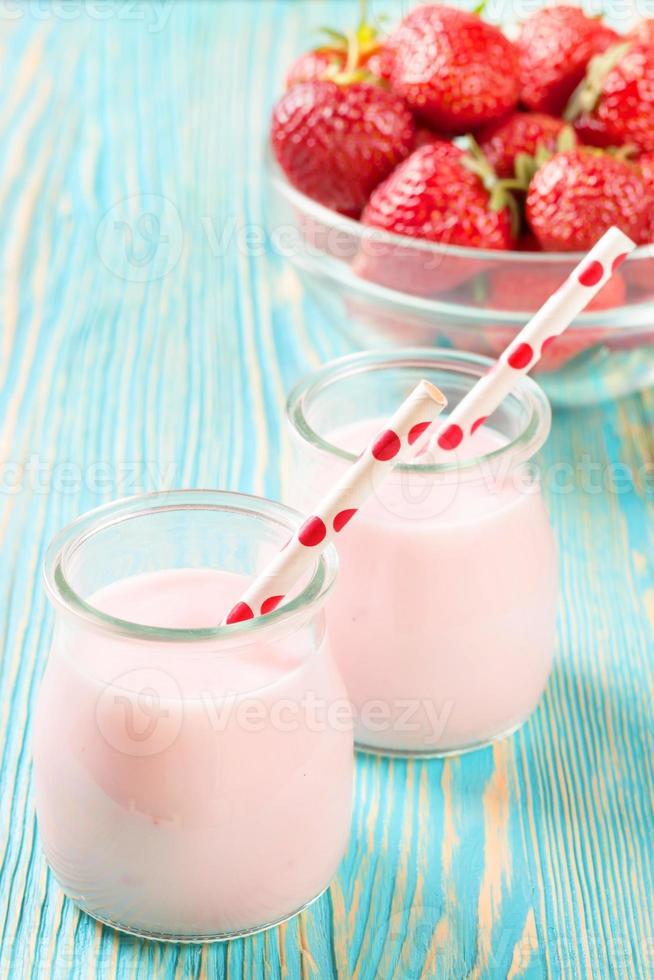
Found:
[270,4,654,274]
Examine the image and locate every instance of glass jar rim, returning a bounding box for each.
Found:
[43,489,339,644]
[286,348,552,480]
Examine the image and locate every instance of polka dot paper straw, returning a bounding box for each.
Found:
[430,227,637,457]
[224,380,447,625]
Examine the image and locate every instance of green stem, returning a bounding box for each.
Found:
[345,29,360,72]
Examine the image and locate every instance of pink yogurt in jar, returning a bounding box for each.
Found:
[33,491,353,941]
[286,350,557,757]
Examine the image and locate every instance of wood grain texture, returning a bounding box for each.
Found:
[0,2,652,977]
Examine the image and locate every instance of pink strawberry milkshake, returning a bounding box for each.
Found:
[286,350,557,756]
[33,492,353,941]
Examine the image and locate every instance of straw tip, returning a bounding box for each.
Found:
[601,226,637,254]
[419,379,448,407]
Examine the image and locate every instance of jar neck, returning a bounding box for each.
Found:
[43,489,339,648]
[286,349,551,483]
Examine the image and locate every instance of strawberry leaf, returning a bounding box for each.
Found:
[605,143,639,161]
[556,125,577,153]
[514,152,538,187]
[508,129,576,190]
[318,27,348,47]
[563,41,632,121]
[462,136,522,237]
[317,1,383,73]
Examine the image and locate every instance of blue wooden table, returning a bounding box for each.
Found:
[1,2,653,977]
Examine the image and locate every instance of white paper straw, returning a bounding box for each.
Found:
[429,227,637,456]
[225,227,636,624]
[224,379,447,624]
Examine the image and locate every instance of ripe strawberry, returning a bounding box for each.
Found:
[270,80,415,217]
[362,142,515,249]
[566,43,654,154]
[286,47,346,87]
[639,152,654,183]
[569,110,616,149]
[517,7,618,115]
[354,141,515,295]
[638,153,654,243]
[627,19,654,45]
[477,112,570,179]
[525,150,650,251]
[414,127,444,149]
[390,5,520,133]
[365,41,395,81]
[487,264,626,312]
[622,152,654,296]
[516,231,542,252]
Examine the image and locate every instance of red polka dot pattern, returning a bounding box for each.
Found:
[226,601,254,625]
[261,595,283,615]
[333,508,357,532]
[508,343,533,369]
[408,421,430,445]
[471,416,488,434]
[298,515,326,547]
[578,260,603,287]
[437,424,463,451]
[612,253,627,272]
[371,429,401,461]
[541,336,556,353]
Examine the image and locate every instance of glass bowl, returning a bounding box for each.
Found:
[266,152,654,407]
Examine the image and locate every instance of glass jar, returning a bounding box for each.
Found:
[286,349,556,757]
[34,490,352,942]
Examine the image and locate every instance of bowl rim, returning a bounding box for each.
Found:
[266,148,654,266]
[266,149,654,328]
